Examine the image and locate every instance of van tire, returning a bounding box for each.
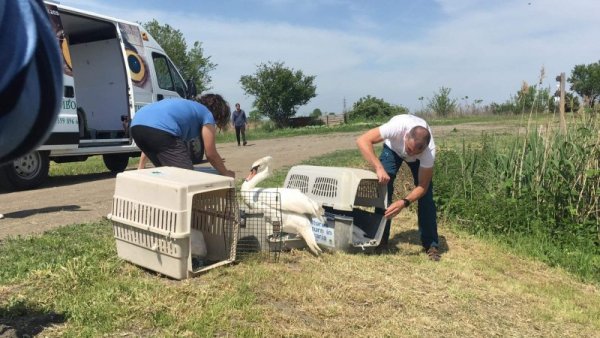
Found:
[0,151,50,191]
[103,154,130,173]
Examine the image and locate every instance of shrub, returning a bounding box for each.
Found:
[435,116,599,281]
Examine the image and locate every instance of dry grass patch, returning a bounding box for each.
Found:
[1,213,598,337]
[221,216,600,337]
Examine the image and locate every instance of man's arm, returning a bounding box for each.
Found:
[356,127,389,184]
[383,166,433,219]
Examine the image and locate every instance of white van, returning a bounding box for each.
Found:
[0,1,198,191]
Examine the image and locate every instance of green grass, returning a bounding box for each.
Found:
[1,217,599,336]
[48,114,531,178]
[3,114,597,336]
[217,113,541,143]
[215,120,380,144]
[49,156,142,177]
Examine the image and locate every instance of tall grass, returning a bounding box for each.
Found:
[435,113,599,281]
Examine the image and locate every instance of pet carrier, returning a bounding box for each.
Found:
[283,165,388,252]
[108,167,238,280]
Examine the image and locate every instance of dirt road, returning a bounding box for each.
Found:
[0,131,365,239]
[0,123,516,240]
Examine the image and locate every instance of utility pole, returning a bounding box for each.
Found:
[556,72,567,134]
[343,97,347,123]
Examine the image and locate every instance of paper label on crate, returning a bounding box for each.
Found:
[311,218,335,247]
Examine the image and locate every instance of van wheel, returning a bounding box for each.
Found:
[103,154,130,173]
[0,151,50,191]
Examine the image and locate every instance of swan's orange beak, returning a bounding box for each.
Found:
[245,167,258,182]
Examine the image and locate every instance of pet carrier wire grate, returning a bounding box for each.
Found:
[284,165,388,252]
[108,167,239,280]
[237,190,284,261]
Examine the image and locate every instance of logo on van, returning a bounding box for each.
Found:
[62,99,77,111]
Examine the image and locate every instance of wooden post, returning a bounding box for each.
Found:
[558,72,567,135]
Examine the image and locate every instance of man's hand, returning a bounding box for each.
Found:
[376,167,390,184]
[384,200,407,219]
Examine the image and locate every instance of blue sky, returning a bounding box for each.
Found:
[59,0,600,115]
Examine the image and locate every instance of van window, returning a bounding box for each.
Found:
[152,53,186,98]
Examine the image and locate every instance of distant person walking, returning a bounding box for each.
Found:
[232,103,248,146]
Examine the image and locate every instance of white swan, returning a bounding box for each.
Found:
[191,228,207,259]
[241,156,324,256]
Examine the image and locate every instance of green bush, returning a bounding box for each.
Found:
[435,116,599,281]
[427,87,457,117]
[348,95,407,121]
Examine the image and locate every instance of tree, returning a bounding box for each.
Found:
[569,61,600,107]
[348,95,407,120]
[515,81,553,113]
[310,108,323,118]
[248,109,263,123]
[143,20,216,93]
[565,92,581,112]
[427,87,457,117]
[240,61,317,128]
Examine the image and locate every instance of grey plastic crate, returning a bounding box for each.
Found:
[284,165,388,252]
[108,167,238,280]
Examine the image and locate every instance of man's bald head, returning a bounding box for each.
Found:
[408,126,431,153]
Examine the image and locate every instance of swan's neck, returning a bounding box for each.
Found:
[241,168,270,191]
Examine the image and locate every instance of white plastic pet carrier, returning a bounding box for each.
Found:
[108,167,238,280]
[283,165,388,252]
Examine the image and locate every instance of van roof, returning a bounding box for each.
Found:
[45,1,142,29]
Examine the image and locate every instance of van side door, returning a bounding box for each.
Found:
[151,53,187,101]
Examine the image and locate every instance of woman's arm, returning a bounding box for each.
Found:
[202,124,235,178]
[137,152,148,169]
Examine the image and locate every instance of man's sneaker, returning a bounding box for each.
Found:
[243,141,247,146]
[426,247,441,261]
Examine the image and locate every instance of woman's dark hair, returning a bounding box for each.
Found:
[196,93,230,130]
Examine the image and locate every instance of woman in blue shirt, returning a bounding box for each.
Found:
[131,94,235,178]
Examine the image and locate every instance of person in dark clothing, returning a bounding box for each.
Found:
[232,103,248,146]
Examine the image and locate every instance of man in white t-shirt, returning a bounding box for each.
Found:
[356,114,440,261]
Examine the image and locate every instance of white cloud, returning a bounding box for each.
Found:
[59,0,600,113]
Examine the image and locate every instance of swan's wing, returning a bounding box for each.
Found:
[242,188,324,221]
[277,188,323,218]
[241,188,281,210]
[281,213,322,256]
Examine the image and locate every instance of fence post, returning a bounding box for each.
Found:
[558,72,567,135]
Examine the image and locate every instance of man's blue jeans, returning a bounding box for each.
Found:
[378,145,439,249]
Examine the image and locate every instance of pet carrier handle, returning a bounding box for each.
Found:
[107,214,188,239]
